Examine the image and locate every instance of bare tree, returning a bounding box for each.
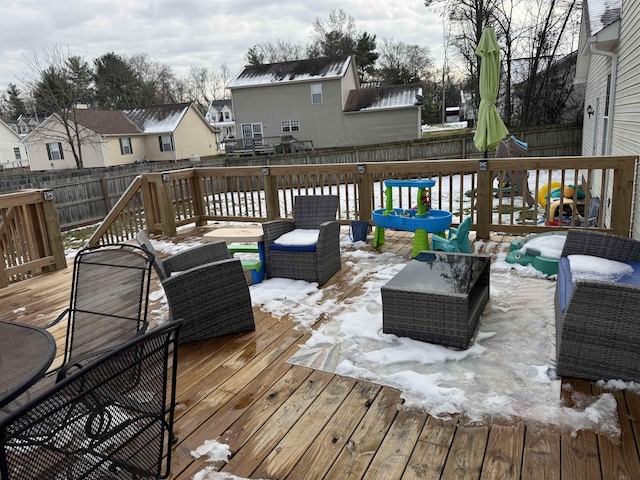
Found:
[515,0,580,126]
[176,63,233,114]
[245,39,307,65]
[376,38,434,84]
[21,45,100,169]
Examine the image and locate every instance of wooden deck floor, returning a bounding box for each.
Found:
[1,228,639,479]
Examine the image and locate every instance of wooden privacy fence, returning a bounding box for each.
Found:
[88,155,637,247]
[0,189,66,287]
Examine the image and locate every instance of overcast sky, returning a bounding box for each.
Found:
[0,0,446,92]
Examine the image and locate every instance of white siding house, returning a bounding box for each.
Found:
[205,99,236,148]
[228,56,423,150]
[575,0,640,239]
[0,118,28,169]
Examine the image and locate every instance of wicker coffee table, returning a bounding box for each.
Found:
[381,251,490,348]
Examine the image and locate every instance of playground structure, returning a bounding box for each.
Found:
[372,179,452,257]
[538,182,586,226]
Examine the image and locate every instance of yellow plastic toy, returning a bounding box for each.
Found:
[537,182,562,208]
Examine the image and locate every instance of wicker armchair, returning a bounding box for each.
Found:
[136,231,255,344]
[0,320,182,479]
[554,230,640,382]
[262,195,341,285]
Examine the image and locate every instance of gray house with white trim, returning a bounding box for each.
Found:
[228,56,423,150]
[575,0,640,239]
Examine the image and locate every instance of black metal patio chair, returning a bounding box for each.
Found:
[0,320,182,480]
[51,243,155,377]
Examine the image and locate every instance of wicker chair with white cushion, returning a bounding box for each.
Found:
[262,195,341,285]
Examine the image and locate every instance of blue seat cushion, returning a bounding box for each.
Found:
[270,243,317,252]
[558,257,640,313]
[557,257,572,313]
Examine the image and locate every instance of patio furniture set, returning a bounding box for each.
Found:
[2,193,637,478]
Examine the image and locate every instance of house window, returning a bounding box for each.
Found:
[158,134,174,152]
[46,142,64,160]
[224,111,230,120]
[13,147,21,160]
[282,120,300,132]
[311,83,322,104]
[119,137,133,155]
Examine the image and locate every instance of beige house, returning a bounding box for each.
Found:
[575,0,640,239]
[25,103,219,171]
[228,56,423,150]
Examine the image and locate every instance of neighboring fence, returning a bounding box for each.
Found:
[223,124,583,167]
[0,124,581,231]
[87,154,637,248]
[0,189,66,287]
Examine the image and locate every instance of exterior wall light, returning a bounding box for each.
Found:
[586,105,594,118]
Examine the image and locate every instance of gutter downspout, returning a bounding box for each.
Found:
[589,41,618,155]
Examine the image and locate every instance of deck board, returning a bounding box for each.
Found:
[1,227,639,479]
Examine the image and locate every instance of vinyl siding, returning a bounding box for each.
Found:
[342,108,421,145]
[0,123,27,166]
[172,106,219,159]
[25,118,104,171]
[613,0,640,239]
[341,60,359,108]
[232,78,350,148]
[581,0,640,237]
[103,135,146,166]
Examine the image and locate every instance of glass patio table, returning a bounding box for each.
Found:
[381,251,491,349]
[0,320,56,409]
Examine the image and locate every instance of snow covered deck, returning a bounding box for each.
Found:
[1,227,639,479]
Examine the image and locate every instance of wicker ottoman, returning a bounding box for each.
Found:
[381,251,491,348]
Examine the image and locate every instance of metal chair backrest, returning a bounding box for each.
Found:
[0,320,182,480]
[64,244,154,366]
[293,195,340,230]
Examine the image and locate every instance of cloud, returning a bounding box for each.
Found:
[0,0,445,89]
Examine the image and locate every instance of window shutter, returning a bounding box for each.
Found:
[170,135,175,151]
[58,143,64,160]
[46,143,52,161]
[129,138,133,155]
[158,136,163,152]
[119,138,124,155]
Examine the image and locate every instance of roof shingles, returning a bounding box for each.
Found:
[228,56,351,88]
[344,84,423,112]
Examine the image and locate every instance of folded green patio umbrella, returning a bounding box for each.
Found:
[473,27,509,154]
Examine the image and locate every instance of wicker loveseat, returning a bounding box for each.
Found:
[554,230,640,382]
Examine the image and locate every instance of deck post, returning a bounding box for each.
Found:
[191,171,207,226]
[610,156,636,237]
[157,173,177,236]
[263,167,280,220]
[476,161,492,240]
[356,164,373,222]
[41,190,67,272]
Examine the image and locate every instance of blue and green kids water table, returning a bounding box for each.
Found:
[372,178,452,257]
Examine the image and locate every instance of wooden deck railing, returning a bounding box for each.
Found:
[0,189,66,287]
[86,155,637,247]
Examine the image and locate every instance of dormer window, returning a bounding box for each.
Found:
[224,111,230,120]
